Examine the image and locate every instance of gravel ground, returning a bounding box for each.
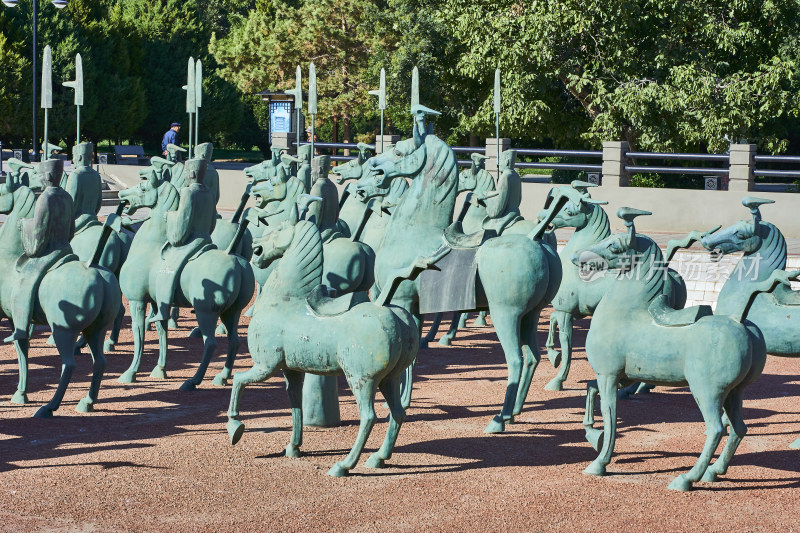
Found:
[0,309,798,532]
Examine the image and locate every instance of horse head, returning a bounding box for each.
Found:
[369,137,427,190]
[572,208,654,275]
[118,168,162,215]
[701,197,775,256]
[545,181,607,230]
[244,160,271,184]
[333,157,365,185]
[0,168,25,214]
[251,178,287,209]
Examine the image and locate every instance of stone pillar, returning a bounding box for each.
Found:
[728,143,756,192]
[601,141,630,187]
[271,132,297,154]
[485,138,511,173]
[374,135,400,154]
[302,374,341,427]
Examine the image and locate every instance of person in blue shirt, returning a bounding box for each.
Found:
[161,122,181,155]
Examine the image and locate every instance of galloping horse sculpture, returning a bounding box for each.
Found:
[226,208,431,477]
[368,108,568,433]
[116,164,254,389]
[701,197,800,449]
[0,164,121,416]
[576,208,790,491]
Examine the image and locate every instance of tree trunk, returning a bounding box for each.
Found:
[332,115,339,144]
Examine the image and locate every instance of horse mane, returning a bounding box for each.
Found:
[387,176,409,203]
[158,180,180,211]
[0,186,36,247]
[275,220,323,296]
[621,235,665,303]
[476,169,496,193]
[581,203,611,242]
[424,135,458,204]
[733,221,787,281]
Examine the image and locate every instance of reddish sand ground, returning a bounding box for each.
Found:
[0,309,798,532]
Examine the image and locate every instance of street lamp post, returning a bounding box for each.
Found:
[1,0,68,162]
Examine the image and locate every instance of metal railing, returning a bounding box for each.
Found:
[625,151,730,176]
[754,155,800,179]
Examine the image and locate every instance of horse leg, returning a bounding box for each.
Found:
[150,317,170,379]
[545,312,561,367]
[118,300,147,383]
[545,312,573,391]
[583,374,619,476]
[34,326,78,418]
[421,313,443,349]
[168,307,179,329]
[226,362,277,445]
[11,339,30,404]
[104,302,126,352]
[212,308,241,386]
[668,388,724,491]
[180,311,218,391]
[474,310,488,327]
[366,373,407,469]
[582,380,603,451]
[458,312,468,329]
[703,388,747,482]
[328,378,378,477]
[76,326,107,413]
[484,306,522,434]
[283,369,305,458]
[438,312,461,346]
[514,310,542,416]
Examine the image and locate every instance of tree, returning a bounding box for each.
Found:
[440,0,800,153]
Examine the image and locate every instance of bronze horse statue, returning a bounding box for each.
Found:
[367,122,569,433]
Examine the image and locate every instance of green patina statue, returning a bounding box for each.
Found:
[0,159,121,415]
[368,104,568,433]
[482,149,522,234]
[575,207,793,491]
[295,144,313,192]
[116,159,254,389]
[63,142,127,350]
[226,204,439,477]
[701,197,800,449]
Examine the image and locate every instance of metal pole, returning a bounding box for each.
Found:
[194,110,198,149]
[76,105,80,143]
[380,110,384,153]
[32,0,38,161]
[494,68,501,180]
[188,112,193,157]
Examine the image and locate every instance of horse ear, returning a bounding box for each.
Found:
[288,202,299,226]
[148,168,159,187]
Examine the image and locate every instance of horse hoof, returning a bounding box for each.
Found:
[667,475,693,492]
[585,428,604,452]
[211,373,229,387]
[544,378,564,392]
[188,327,202,339]
[484,416,505,434]
[10,391,28,405]
[365,454,386,469]
[437,336,452,347]
[103,339,116,352]
[33,406,54,418]
[168,319,179,329]
[117,371,136,384]
[215,323,228,336]
[789,437,800,450]
[473,317,487,326]
[76,397,94,413]
[150,366,168,379]
[546,349,561,368]
[46,334,56,346]
[179,380,197,392]
[327,463,348,477]
[582,461,606,477]
[227,419,245,445]
[285,445,301,458]
[701,469,718,483]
